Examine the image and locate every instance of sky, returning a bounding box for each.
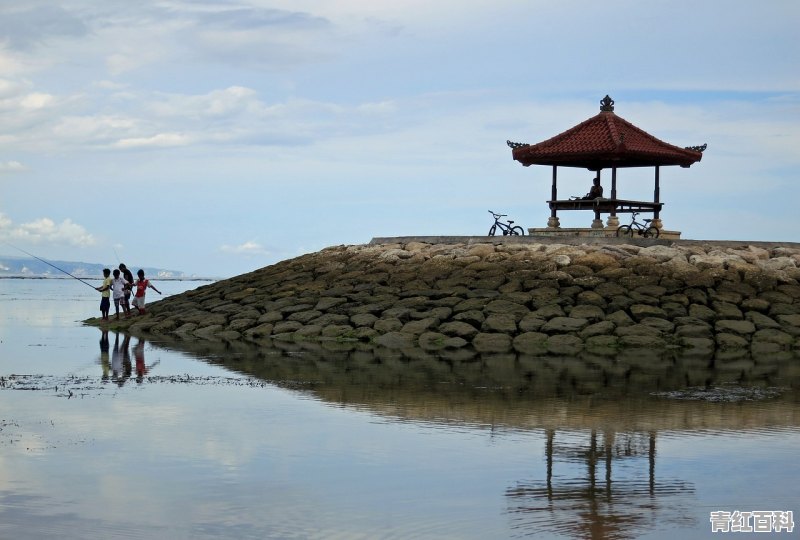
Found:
[0,0,798,278]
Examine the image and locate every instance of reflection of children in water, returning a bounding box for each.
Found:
[133,338,160,384]
[111,333,132,387]
[99,329,110,381]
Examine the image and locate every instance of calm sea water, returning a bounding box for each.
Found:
[0,278,798,539]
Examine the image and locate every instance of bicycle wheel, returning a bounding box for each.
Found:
[488,225,497,236]
[511,226,524,236]
[644,226,660,238]
[616,225,634,238]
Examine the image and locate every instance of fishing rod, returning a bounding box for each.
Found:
[5,243,99,290]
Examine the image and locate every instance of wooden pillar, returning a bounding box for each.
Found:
[654,166,661,220]
[611,168,618,206]
[547,166,560,228]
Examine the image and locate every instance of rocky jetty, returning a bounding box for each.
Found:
[88,239,800,356]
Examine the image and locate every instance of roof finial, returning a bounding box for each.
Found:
[600,95,615,112]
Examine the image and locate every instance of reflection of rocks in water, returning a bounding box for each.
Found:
[141,337,800,433]
[506,429,696,540]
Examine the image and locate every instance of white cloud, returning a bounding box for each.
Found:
[114,132,191,149]
[0,212,95,247]
[220,241,270,257]
[0,160,26,173]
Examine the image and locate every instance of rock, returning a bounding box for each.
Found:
[295,324,323,338]
[513,332,549,354]
[320,324,355,338]
[453,310,485,326]
[467,244,496,258]
[272,320,303,334]
[712,301,743,320]
[288,310,323,324]
[745,311,781,329]
[575,290,607,307]
[482,313,518,333]
[751,328,794,346]
[193,324,224,339]
[777,314,800,327]
[639,317,675,333]
[227,318,256,333]
[573,252,619,270]
[439,321,480,339]
[716,333,749,349]
[616,324,665,338]
[605,310,634,327]
[680,337,715,350]
[242,322,274,339]
[546,334,584,355]
[567,304,606,322]
[258,311,283,324]
[518,314,546,332]
[533,305,566,320]
[584,335,619,351]
[484,299,530,320]
[375,331,415,349]
[350,313,378,327]
[314,297,348,311]
[741,298,770,312]
[675,324,713,339]
[579,321,615,339]
[472,333,513,353]
[418,332,449,350]
[715,320,756,336]
[618,334,666,348]
[401,317,439,335]
[688,304,716,322]
[541,317,589,334]
[769,303,800,316]
[630,304,668,321]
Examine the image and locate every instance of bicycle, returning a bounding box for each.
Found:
[488,210,525,236]
[616,212,660,238]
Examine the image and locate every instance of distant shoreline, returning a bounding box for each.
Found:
[0,275,217,282]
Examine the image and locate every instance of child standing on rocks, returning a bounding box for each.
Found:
[95,268,112,320]
[131,269,161,315]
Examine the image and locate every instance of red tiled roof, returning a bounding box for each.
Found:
[511,110,703,170]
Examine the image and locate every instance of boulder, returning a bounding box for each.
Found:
[472,333,513,353]
[541,317,590,334]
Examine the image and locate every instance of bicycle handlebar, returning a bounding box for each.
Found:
[488,210,507,218]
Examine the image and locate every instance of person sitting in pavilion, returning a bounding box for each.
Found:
[582,176,603,199]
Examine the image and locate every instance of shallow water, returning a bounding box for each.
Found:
[1,279,798,539]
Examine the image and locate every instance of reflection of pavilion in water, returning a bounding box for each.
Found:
[506,428,695,539]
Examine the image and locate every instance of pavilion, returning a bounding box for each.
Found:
[508,95,705,238]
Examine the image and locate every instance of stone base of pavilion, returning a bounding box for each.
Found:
[527,227,681,240]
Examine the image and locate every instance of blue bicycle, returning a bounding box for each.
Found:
[488,210,524,236]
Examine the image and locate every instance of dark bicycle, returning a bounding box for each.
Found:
[616,212,660,238]
[488,210,524,236]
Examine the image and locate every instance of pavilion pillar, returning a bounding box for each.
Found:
[547,165,560,228]
[651,166,663,229]
[606,167,620,228]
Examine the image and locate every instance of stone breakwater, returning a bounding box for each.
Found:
[90,240,800,356]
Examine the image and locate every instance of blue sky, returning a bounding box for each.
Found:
[1,0,798,277]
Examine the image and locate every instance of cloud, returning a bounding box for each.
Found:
[0,212,96,247]
[220,241,270,257]
[113,132,191,149]
[0,161,26,173]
